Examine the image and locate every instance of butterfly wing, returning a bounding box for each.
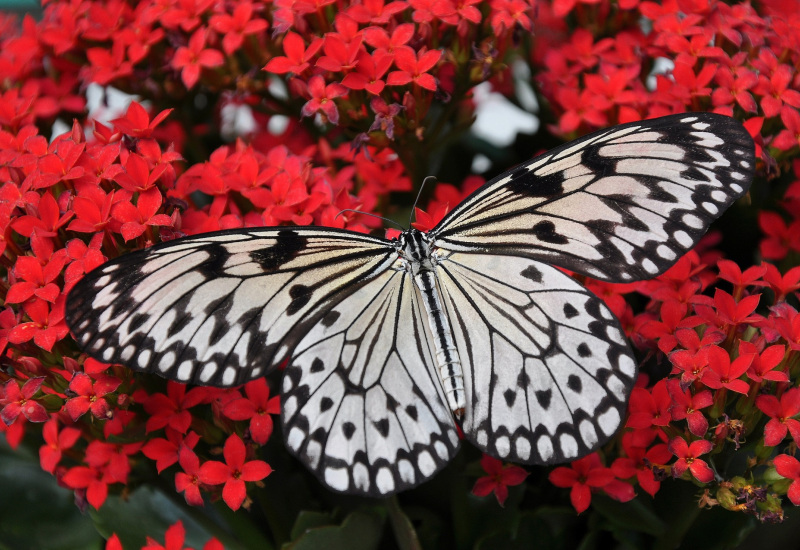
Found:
[281,266,460,496]
[431,113,755,282]
[436,251,636,464]
[66,227,397,387]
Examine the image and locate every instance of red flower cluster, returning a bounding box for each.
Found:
[1,0,800,543]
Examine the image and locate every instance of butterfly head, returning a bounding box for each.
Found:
[397,228,436,275]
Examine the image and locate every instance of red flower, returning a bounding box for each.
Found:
[7,251,68,304]
[198,434,272,511]
[301,76,347,125]
[143,383,214,434]
[209,2,269,55]
[264,32,323,75]
[61,463,114,509]
[222,378,280,445]
[626,380,671,431]
[759,212,800,260]
[612,433,672,498]
[109,101,173,139]
[39,418,81,473]
[668,437,714,483]
[11,191,74,238]
[363,23,414,52]
[315,33,363,73]
[489,0,533,34]
[548,453,616,514]
[63,372,122,421]
[667,379,713,436]
[7,296,70,352]
[142,429,200,473]
[756,388,800,446]
[774,106,800,151]
[700,345,753,394]
[639,301,691,353]
[386,46,441,91]
[471,454,528,506]
[341,50,393,95]
[740,341,788,383]
[113,153,169,193]
[111,187,173,241]
[774,454,800,505]
[1,377,49,425]
[712,66,758,113]
[762,263,800,302]
[172,29,225,89]
[175,447,205,506]
[695,288,761,329]
[754,63,800,118]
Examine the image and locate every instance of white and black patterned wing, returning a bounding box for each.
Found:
[65,227,396,387]
[281,266,460,496]
[431,113,754,282]
[436,251,637,464]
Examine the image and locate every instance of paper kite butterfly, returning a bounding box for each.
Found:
[66,113,755,497]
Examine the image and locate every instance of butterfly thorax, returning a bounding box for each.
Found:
[398,229,465,418]
[397,228,437,275]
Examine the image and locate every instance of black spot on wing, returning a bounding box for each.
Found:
[310,358,325,373]
[506,166,565,197]
[250,229,307,271]
[320,397,333,412]
[322,310,341,327]
[374,418,390,438]
[503,389,516,407]
[343,422,356,439]
[517,371,530,388]
[405,405,418,421]
[563,303,578,319]
[567,374,582,393]
[577,342,592,357]
[536,389,552,409]
[532,220,569,245]
[287,284,311,315]
[520,265,542,283]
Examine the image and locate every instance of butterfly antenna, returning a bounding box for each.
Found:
[410,176,437,226]
[335,209,405,230]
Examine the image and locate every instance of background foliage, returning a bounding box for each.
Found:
[2,0,800,548]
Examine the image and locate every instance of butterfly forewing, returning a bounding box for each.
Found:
[436,251,636,464]
[431,113,755,282]
[282,266,460,496]
[66,227,396,387]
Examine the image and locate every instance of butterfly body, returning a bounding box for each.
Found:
[397,228,465,416]
[66,113,755,496]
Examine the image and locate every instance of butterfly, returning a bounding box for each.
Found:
[65,112,755,497]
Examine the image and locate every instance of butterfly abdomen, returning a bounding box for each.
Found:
[401,229,466,417]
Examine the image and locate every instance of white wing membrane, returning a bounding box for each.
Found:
[66,227,395,387]
[431,113,754,282]
[436,251,637,464]
[282,268,460,496]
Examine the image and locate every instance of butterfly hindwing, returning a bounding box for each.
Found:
[65,227,395,387]
[436,251,637,464]
[282,267,460,496]
[431,113,754,282]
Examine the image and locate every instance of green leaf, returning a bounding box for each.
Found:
[591,495,666,537]
[283,509,385,550]
[0,441,101,550]
[289,511,336,540]
[475,511,554,550]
